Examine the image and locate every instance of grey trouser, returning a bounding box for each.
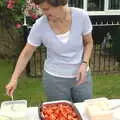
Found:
[42,70,93,103]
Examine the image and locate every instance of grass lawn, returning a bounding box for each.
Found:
[0,60,46,106]
[0,59,120,106]
[93,73,120,99]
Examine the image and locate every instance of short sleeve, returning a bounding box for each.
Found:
[82,11,93,36]
[27,19,43,47]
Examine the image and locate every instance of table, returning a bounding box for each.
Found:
[25,99,120,120]
[25,103,86,120]
[1,99,120,120]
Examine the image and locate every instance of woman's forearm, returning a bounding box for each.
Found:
[11,44,36,82]
[83,34,93,64]
[11,52,31,81]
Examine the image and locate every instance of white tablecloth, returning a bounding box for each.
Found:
[25,99,120,120]
[25,103,85,120]
[1,99,120,120]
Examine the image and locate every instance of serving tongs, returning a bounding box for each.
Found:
[110,104,120,110]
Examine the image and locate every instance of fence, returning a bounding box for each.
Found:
[91,15,120,73]
[90,15,120,73]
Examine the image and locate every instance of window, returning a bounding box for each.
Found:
[68,0,83,8]
[87,0,104,11]
[68,0,120,11]
[109,0,120,9]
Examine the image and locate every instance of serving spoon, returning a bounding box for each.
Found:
[11,95,15,111]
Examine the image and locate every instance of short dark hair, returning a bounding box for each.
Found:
[32,0,68,6]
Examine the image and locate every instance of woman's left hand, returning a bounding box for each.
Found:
[76,63,88,85]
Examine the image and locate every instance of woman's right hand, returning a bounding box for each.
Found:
[5,80,18,96]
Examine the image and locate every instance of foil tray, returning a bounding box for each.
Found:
[38,100,82,120]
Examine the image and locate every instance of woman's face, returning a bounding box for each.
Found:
[39,2,62,21]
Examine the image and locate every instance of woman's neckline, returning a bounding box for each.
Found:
[56,30,70,36]
[45,7,73,35]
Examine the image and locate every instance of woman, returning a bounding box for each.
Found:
[6,0,93,102]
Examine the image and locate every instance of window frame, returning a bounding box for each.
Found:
[83,0,120,11]
[107,0,120,11]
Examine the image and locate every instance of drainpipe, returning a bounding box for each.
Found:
[104,0,109,11]
[84,0,87,11]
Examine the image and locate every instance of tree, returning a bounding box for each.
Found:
[0,0,42,27]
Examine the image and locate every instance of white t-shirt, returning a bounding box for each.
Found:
[56,31,70,44]
[27,7,92,78]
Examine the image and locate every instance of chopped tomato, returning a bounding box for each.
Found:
[41,103,81,120]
